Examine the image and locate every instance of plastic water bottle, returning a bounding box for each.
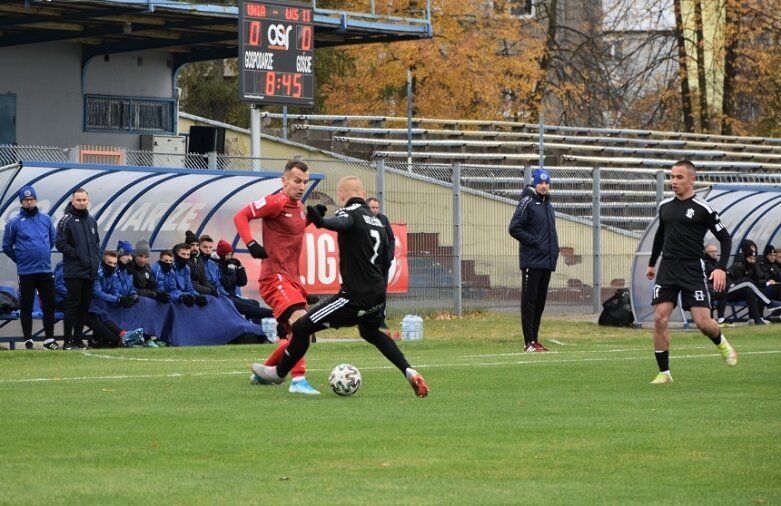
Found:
[401,314,412,341]
[261,317,278,343]
[414,315,424,341]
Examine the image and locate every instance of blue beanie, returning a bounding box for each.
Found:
[18,185,37,202]
[532,169,551,186]
[117,240,134,256]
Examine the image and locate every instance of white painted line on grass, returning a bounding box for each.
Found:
[1,349,778,384]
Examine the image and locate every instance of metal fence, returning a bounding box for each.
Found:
[3,144,780,318]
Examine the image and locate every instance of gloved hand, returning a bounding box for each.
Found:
[247,240,268,259]
[130,293,139,304]
[306,205,324,228]
[314,204,327,217]
[118,295,136,308]
[155,290,170,303]
[195,294,208,307]
[181,294,195,307]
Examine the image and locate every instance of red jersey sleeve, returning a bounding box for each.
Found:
[233,193,289,246]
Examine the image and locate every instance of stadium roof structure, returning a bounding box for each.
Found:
[631,183,781,327]
[0,0,432,67]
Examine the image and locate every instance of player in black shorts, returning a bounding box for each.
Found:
[252,176,429,397]
[646,160,737,384]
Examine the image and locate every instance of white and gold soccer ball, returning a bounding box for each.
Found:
[328,363,362,396]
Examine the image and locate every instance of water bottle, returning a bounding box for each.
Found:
[414,315,424,341]
[261,317,278,343]
[401,314,412,341]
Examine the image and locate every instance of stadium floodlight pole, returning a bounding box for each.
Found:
[407,67,413,172]
[539,108,545,168]
[250,105,261,171]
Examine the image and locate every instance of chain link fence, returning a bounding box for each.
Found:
[3,144,779,318]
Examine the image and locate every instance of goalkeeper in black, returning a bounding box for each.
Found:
[646,160,737,384]
[252,176,428,397]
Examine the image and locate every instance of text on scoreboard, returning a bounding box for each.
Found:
[239,0,314,106]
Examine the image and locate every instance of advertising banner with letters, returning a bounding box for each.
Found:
[0,162,408,300]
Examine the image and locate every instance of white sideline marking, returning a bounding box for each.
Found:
[1,349,778,384]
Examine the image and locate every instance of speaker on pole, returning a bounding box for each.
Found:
[188,126,225,154]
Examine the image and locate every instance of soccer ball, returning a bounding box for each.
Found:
[329,363,362,396]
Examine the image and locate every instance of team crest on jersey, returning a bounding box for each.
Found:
[686,208,695,219]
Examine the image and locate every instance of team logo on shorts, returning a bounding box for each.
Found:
[694,290,705,301]
[686,208,695,219]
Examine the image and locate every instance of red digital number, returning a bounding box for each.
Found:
[299,25,312,51]
[248,20,261,46]
[265,71,276,95]
[281,73,292,96]
[292,74,302,97]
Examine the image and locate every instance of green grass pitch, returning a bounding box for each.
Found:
[1,314,779,505]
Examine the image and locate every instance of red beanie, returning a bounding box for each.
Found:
[216,239,233,257]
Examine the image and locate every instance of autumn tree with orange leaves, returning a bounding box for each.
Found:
[319,0,546,121]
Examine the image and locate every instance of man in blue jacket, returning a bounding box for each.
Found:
[508,169,559,353]
[2,185,58,350]
[55,188,100,350]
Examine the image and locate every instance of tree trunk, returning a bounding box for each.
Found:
[673,0,694,132]
[721,0,739,135]
[693,0,709,132]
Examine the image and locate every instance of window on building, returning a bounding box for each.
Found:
[85,95,175,134]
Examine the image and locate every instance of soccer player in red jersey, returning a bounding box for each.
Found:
[233,159,322,395]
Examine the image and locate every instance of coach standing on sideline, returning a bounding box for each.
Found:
[509,168,559,353]
[2,185,58,350]
[55,188,100,350]
[646,160,736,384]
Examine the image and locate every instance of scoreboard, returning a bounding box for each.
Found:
[239,0,314,107]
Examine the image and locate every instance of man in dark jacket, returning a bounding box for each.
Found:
[367,197,396,273]
[2,185,58,350]
[216,239,272,323]
[754,244,781,300]
[55,188,100,350]
[185,230,217,296]
[704,243,765,325]
[126,239,169,303]
[509,168,559,353]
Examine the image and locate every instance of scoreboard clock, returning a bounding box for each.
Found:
[239,0,315,106]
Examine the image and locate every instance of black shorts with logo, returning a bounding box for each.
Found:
[652,258,712,310]
[306,291,385,331]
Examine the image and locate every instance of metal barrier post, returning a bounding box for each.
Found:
[592,165,601,313]
[453,160,462,316]
[656,170,665,206]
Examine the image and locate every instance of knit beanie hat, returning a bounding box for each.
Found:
[764,244,776,256]
[532,169,551,186]
[18,185,37,202]
[216,240,233,258]
[117,240,134,256]
[185,230,199,245]
[134,239,151,257]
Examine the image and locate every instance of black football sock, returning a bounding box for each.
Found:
[654,350,669,372]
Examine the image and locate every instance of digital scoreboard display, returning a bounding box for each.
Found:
[239,0,314,106]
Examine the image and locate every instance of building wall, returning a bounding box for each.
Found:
[0,42,173,148]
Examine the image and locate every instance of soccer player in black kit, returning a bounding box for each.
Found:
[252,176,429,397]
[646,160,737,384]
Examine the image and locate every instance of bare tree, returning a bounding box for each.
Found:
[693,0,709,131]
